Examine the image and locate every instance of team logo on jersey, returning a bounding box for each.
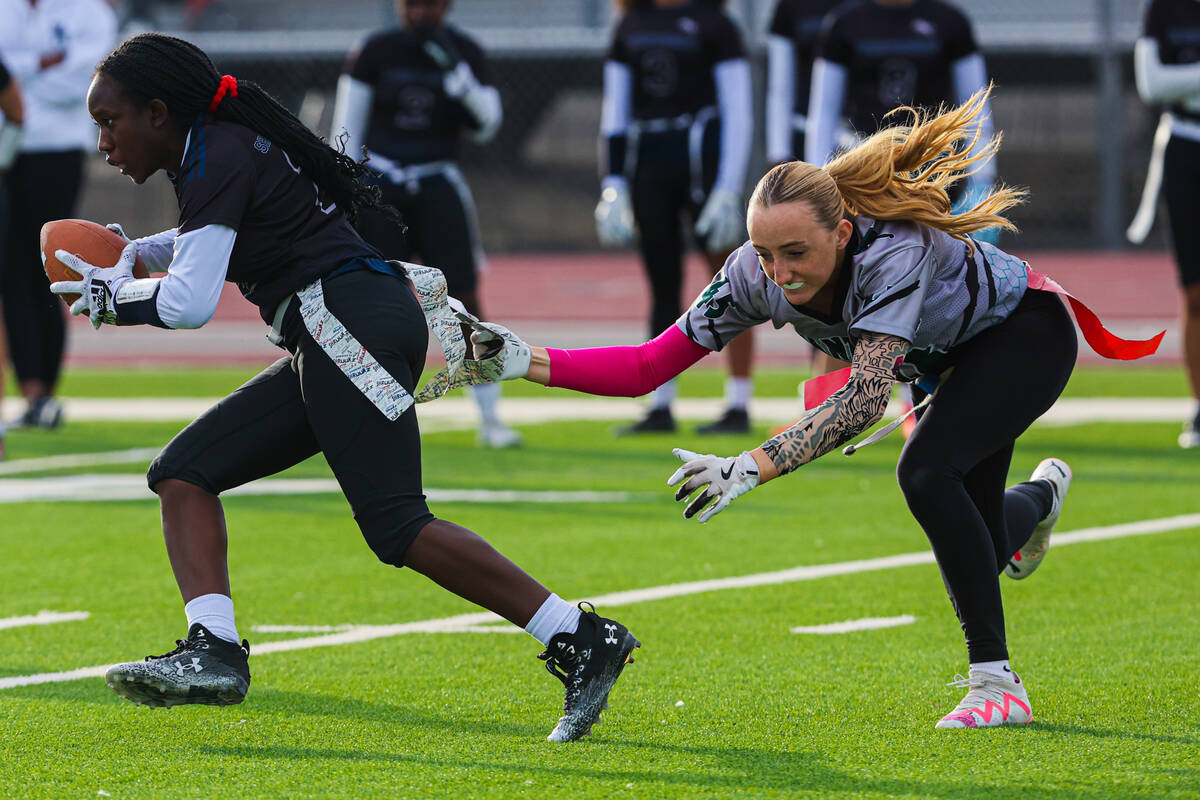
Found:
[677,16,699,35]
[253,136,272,154]
[911,18,935,37]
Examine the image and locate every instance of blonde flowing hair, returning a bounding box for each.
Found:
[750,86,1025,251]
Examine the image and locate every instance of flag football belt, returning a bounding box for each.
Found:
[800,265,1165,453]
[265,260,475,420]
[366,156,458,193]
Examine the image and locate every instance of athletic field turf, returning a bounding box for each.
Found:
[1,366,1196,799]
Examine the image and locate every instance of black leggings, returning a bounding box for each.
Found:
[147,268,436,566]
[1163,134,1200,288]
[896,289,1077,663]
[2,150,84,390]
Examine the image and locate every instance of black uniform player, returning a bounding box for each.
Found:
[1134,0,1200,448]
[595,0,756,434]
[52,33,638,743]
[765,0,842,165]
[0,57,23,460]
[331,0,519,448]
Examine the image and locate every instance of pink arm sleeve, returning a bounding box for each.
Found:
[545,325,711,397]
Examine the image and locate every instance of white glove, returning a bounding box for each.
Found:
[594,178,635,247]
[0,123,21,172]
[694,188,745,253]
[442,61,479,100]
[414,300,532,402]
[667,448,760,523]
[105,222,132,243]
[49,243,138,329]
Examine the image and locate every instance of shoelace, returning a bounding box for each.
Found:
[146,636,205,662]
[538,645,580,687]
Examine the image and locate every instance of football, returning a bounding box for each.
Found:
[40,219,150,307]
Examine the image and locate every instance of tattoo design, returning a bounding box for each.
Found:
[761,333,909,475]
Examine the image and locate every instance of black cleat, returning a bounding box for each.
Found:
[616,407,675,435]
[695,407,750,435]
[539,603,640,742]
[15,396,63,430]
[105,623,250,708]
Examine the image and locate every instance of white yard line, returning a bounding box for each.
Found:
[0,611,89,631]
[1,512,1197,691]
[790,615,918,634]
[5,396,1194,427]
[0,448,162,477]
[0,474,637,504]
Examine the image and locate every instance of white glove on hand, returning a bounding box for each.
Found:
[594,179,635,247]
[105,222,132,243]
[694,188,745,253]
[414,299,532,402]
[667,448,760,523]
[0,123,21,172]
[49,243,138,329]
[443,61,479,100]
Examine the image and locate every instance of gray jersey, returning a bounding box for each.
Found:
[678,217,1028,380]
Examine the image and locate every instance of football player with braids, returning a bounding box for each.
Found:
[596,0,756,434]
[50,34,639,743]
[1133,0,1200,448]
[330,0,522,449]
[472,89,1161,729]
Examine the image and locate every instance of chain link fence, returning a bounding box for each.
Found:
[87,0,1162,252]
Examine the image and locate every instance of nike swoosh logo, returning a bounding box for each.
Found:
[720,465,735,480]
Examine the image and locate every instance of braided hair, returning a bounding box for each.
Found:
[97,33,392,225]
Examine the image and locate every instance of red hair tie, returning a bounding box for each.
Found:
[207,74,238,115]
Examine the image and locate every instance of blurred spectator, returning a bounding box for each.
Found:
[331,0,522,448]
[765,0,842,166]
[803,0,995,378]
[0,56,23,458]
[1133,0,1200,448]
[0,0,117,429]
[596,0,755,435]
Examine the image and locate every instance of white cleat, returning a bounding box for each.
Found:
[1005,457,1072,580]
[1179,428,1200,449]
[478,422,522,449]
[935,668,1033,729]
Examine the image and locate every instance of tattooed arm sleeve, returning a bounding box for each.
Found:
[759,333,909,477]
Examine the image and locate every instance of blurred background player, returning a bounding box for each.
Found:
[0,0,117,430]
[594,0,755,434]
[1133,0,1200,449]
[765,0,842,167]
[0,55,23,459]
[803,0,995,394]
[330,0,520,448]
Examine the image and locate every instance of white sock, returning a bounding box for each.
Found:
[184,593,239,644]
[652,379,677,410]
[470,382,501,426]
[969,659,1012,679]
[725,377,752,410]
[524,593,581,646]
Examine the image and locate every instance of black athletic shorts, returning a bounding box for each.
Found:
[147,265,436,566]
[1163,134,1200,288]
[354,166,484,298]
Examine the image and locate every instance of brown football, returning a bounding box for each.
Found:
[40,219,150,307]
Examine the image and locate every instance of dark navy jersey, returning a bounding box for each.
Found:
[1143,0,1200,121]
[768,0,844,113]
[816,0,976,135]
[172,119,378,320]
[608,0,746,120]
[347,25,491,165]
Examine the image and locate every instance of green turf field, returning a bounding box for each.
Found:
[0,367,1197,799]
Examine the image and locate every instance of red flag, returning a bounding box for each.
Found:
[803,366,852,410]
[1026,268,1164,360]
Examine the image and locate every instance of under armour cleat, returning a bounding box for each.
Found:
[696,407,750,435]
[478,421,523,449]
[538,603,639,742]
[1005,457,1072,580]
[935,668,1033,729]
[105,623,250,708]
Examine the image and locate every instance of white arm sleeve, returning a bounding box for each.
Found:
[805,58,846,166]
[713,58,753,195]
[766,35,797,164]
[133,228,180,273]
[951,53,996,186]
[331,75,373,160]
[601,60,632,137]
[155,225,237,330]
[1134,37,1200,104]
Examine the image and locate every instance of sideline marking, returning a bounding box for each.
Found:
[1,513,1197,690]
[790,615,917,635]
[0,611,90,631]
[0,474,637,505]
[0,448,161,477]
